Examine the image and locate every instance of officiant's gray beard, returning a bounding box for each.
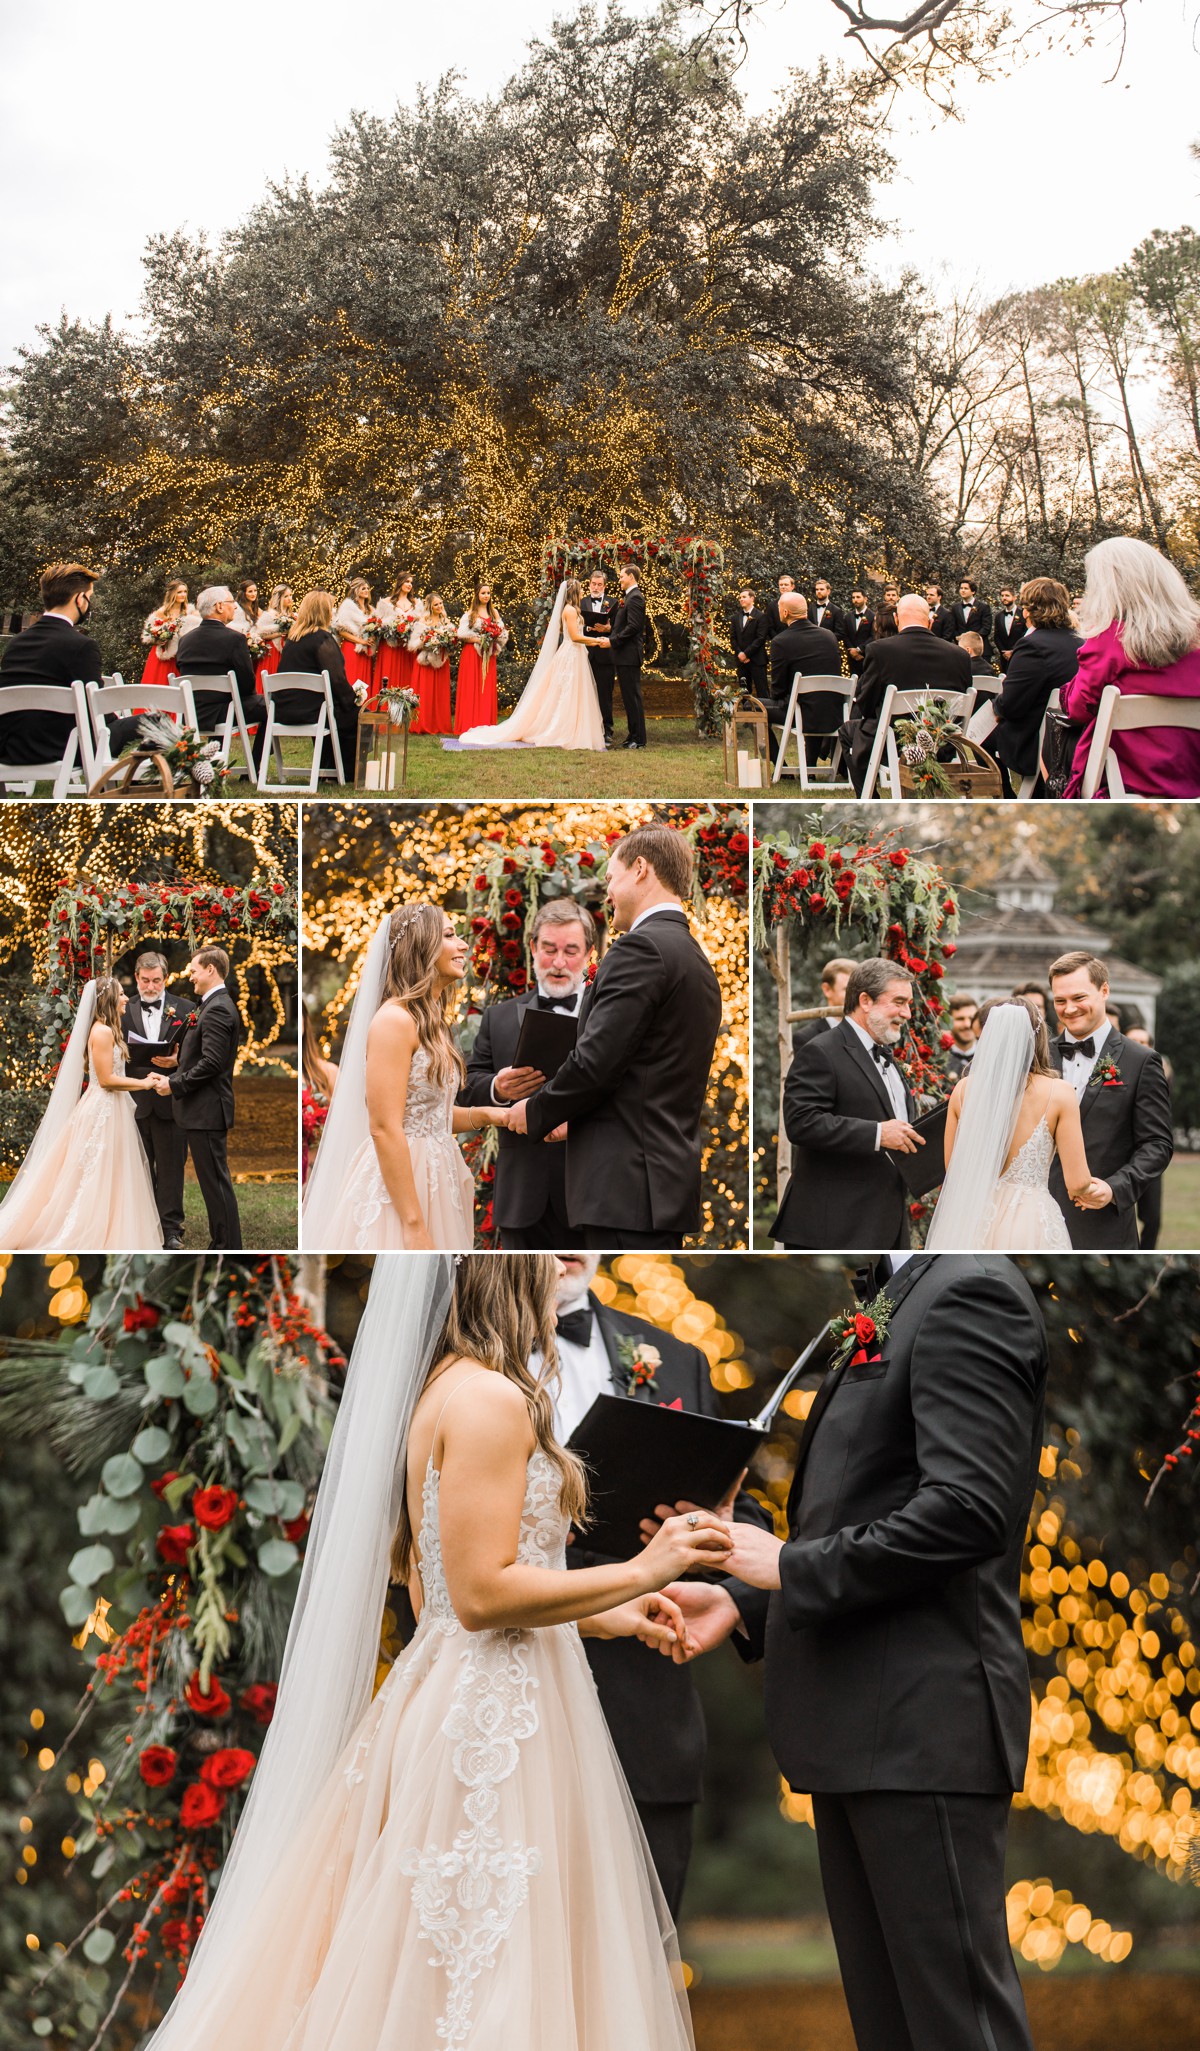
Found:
[556,1256,601,1309]
[537,972,584,999]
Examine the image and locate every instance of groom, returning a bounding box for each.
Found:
[1046,949,1173,1250]
[672,1253,1047,2051]
[509,823,721,1248]
[124,949,193,1250]
[607,565,647,750]
[154,946,243,1249]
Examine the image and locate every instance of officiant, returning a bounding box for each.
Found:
[459,899,598,1248]
[124,949,193,1250]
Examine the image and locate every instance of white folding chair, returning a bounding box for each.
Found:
[769,674,850,787]
[1016,688,1061,800]
[176,671,257,779]
[86,678,199,776]
[256,671,346,794]
[1079,684,1200,798]
[860,685,978,800]
[0,682,93,796]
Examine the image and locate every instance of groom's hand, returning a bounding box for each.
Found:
[493,1064,544,1101]
[880,1119,923,1154]
[507,1097,529,1135]
[1075,1178,1113,1210]
[656,1582,742,1662]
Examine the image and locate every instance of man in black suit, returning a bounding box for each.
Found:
[944,991,980,1081]
[511,824,721,1248]
[767,594,843,768]
[551,1254,770,1918]
[842,588,874,677]
[925,581,955,640]
[0,561,100,767]
[155,946,243,1249]
[770,959,923,1250]
[993,584,1026,670]
[791,958,856,1059]
[606,566,647,750]
[947,577,994,655]
[1047,950,1173,1250]
[707,1253,1046,2051]
[168,586,269,773]
[459,899,597,1248]
[729,584,769,694]
[764,573,798,640]
[809,577,845,641]
[125,950,194,1250]
[579,571,618,744]
[841,594,973,794]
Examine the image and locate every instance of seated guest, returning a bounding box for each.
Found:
[764,573,797,640]
[766,594,843,767]
[873,604,898,641]
[947,577,993,654]
[843,588,874,675]
[958,631,999,697]
[729,584,769,694]
[272,589,358,781]
[841,593,973,794]
[990,577,1081,796]
[993,583,1026,669]
[166,586,269,772]
[0,561,101,768]
[1062,536,1200,798]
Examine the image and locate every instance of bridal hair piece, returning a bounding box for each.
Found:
[144,1255,457,2048]
[0,981,98,1227]
[925,1000,1041,1251]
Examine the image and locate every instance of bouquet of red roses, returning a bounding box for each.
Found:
[476,615,504,673]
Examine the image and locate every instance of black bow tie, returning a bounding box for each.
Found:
[1063,1035,1096,1060]
[853,1260,890,1302]
[556,1303,594,1348]
[869,1041,893,1066]
[142,999,163,1011]
[537,993,576,1012]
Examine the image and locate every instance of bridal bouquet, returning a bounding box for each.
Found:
[418,620,458,668]
[143,612,179,651]
[360,611,388,652]
[245,631,268,662]
[476,615,504,671]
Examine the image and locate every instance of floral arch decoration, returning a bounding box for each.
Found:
[536,535,725,737]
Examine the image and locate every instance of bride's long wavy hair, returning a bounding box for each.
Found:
[392,1254,588,1579]
[90,976,128,1062]
[976,995,1054,1077]
[379,903,464,1089]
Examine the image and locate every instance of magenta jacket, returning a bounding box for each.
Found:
[1062,620,1200,797]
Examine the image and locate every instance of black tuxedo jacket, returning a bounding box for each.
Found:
[768,621,843,703]
[126,991,194,1126]
[169,988,241,1131]
[730,606,769,676]
[771,1019,915,1249]
[609,586,645,669]
[579,595,616,674]
[1048,1031,1173,1249]
[842,609,875,671]
[524,909,721,1237]
[792,1017,838,1058]
[175,619,260,725]
[0,614,102,764]
[849,627,973,735]
[991,627,1081,778]
[459,994,574,1230]
[930,605,957,641]
[569,1295,771,1804]
[946,600,994,651]
[993,607,1027,667]
[809,601,846,640]
[732,1254,1048,1796]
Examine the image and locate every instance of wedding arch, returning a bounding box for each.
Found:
[536,535,725,737]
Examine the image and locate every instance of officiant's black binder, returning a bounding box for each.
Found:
[127,1017,188,1053]
[566,1394,767,1559]
[513,1007,578,1078]
[896,1100,950,1198]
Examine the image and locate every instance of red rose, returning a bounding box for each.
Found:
[470,916,491,932]
[578,851,596,868]
[239,1683,278,1725]
[854,1314,877,1344]
[501,911,522,930]
[150,1470,180,1501]
[123,1300,160,1333]
[942,898,956,914]
[192,1486,240,1531]
[184,1673,231,1720]
[501,940,521,961]
[808,894,826,912]
[791,868,810,888]
[808,842,826,859]
[942,942,957,956]
[282,1511,310,1543]
[473,874,488,889]
[940,1031,955,1050]
[486,830,505,842]
[157,1524,195,1565]
[504,888,523,906]
[138,1745,177,1788]
[888,851,908,869]
[179,1782,225,1829]
[829,851,842,870]
[502,858,518,873]
[199,1748,256,1790]
[928,962,944,979]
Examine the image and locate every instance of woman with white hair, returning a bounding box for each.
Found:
[1062,536,1200,797]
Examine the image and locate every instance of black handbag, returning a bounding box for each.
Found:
[1039,708,1085,797]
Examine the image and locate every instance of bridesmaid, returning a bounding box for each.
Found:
[234,578,263,636]
[334,575,374,698]
[139,577,198,686]
[412,591,454,734]
[453,579,509,734]
[258,584,295,685]
[375,572,424,703]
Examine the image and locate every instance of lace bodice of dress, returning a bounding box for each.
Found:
[402,1045,456,1140]
[415,1447,567,1632]
[998,1114,1054,1191]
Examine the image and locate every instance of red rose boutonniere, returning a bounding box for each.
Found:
[615,1336,661,1395]
[1090,1052,1124,1090]
[829,1290,894,1373]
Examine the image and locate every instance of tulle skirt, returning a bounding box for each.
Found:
[140,648,178,688]
[306,1132,474,1250]
[982,1182,1072,1251]
[0,1085,163,1250]
[453,645,497,734]
[148,1614,693,2051]
[458,638,604,752]
[413,655,453,736]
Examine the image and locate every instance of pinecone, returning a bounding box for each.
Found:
[902,739,929,766]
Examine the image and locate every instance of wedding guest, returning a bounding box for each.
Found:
[947,576,993,654]
[730,584,769,694]
[274,590,359,781]
[140,577,198,687]
[792,957,856,1055]
[411,591,454,734]
[958,630,999,697]
[766,593,843,768]
[987,577,1081,795]
[0,561,102,768]
[581,571,618,741]
[765,573,797,639]
[334,575,374,697]
[375,572,424,702]
[460,898,600,1248]
[173,586,269,773]
[872,604,898,641]
[453,579,509,734]
[994,583,1026,670]
[945,991,980,1079]
[258,584,295,683]
[1125,1026,1171,1250]
[882,581,901,611]
[1061,537,1200,798]
[841,594,973,795]
[843,588,874,675]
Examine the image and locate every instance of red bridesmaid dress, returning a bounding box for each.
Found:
[415,648,453,734]
[453,617,499,734]
[140,646,178,688]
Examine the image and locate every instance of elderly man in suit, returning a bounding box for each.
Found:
[841,594,973,795]
[171,586,269,773]
[767,593,843,769]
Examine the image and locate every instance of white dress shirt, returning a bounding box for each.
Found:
[630,901,683,934]
[846,1017,908,1146]
[540,1306,613,1441]
[1060,1018,1111,1099]
[137,997,164,1043]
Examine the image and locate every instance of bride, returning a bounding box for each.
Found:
[926,996,1101,1251]
[301,904,513,1251]
[457,579,607,751]
[0,975,163,1249]
[140,1254,729,2050]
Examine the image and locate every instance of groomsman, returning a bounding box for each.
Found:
[729,584,769,693]
[770,959,922,1250]
[809,577,845,641]
[926,582,955,640]
[125,950,193,1249]
[1046,950,1173,1250]
[994,584,1027,670]
[459,900,597,1248]
[765,574,798,639]
[947,577,994,655]
[842,588,874,676]
[944,991,980,1080]
[792,958,856,1057]
[580,571,618,743]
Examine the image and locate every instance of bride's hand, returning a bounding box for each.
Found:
[585,1592,697,1656]
[635,1510,733,1591]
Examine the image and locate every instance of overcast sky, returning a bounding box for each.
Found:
[1,0,1196,367]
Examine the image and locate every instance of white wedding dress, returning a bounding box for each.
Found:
[976,1115,1072,1250]
[457,593,605,751]
[307,1046,474,1251]
[0,1029,162,1251]
[925,1008,1073,1252]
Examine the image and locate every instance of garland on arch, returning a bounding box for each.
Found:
[535,535,725,737]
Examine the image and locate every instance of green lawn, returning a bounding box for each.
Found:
[181,1177,296,1250]
[1160,1153,1200,1249]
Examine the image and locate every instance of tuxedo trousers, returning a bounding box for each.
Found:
[136,1112,186,1240]
[634,1801,694,1926]
[614,659,647,747]
[581,1225,679,1251]
[812,1790,1032,2051]
[587,650,617,737]
[185,1127,242,1249]
[497,1196,585,1252]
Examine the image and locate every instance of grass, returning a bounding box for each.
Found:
[181,1176,296,1250]
[687,1975,1200,2050]
[1160,1153,1200,1249]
